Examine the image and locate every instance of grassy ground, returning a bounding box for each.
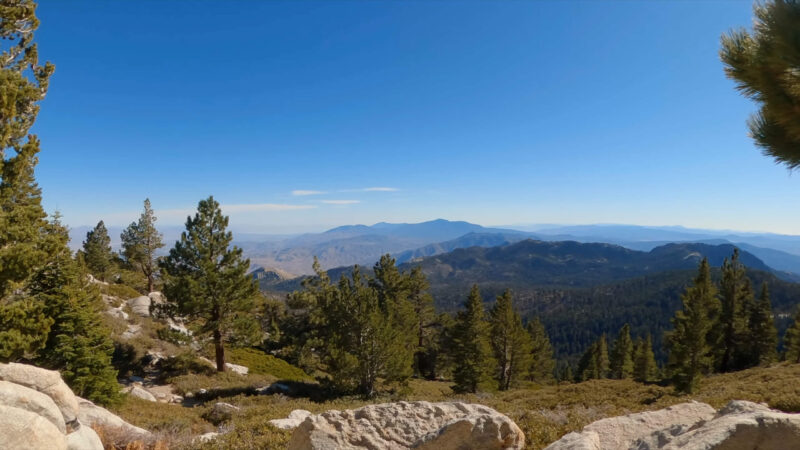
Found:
[111,363,800,450]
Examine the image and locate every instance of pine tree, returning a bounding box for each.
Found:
[715,249,753,372]
[610,323,635,379]
[633,334,659,383]
[32,226,119,404]
[667,258,719,393]
[526,317,555,384]
[451,285,494,393]
[371,255,416,382]
[122,198,164,292]
[489,289,532,390]
[82,220,113,281]
[720,0,800,168]
[0,0,58,360]
[783,307,800,364]
[747,283,778,366]
[407,266,436,378]
[576,335,610,381]
[160,196,260,372]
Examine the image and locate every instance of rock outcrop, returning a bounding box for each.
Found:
[545,400,800,450]
[0,363,151,449]
[127,295,151,316]
[286,401,524,450]
[270,409,312,430]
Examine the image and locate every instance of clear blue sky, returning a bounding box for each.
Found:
[31,1,800,234]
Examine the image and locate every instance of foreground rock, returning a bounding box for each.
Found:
[0,363,151,449]
[270,409,312,430]
[287,401,524,450]
[545,400,800,449]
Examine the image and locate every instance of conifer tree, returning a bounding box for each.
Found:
[0,0,58,360]
[371,255,417,381]
[783,307,800,364]
[610,323,635,379]
[576,335,610,381]
[720,0,800,168]
[489,289,532,390]
[667,258,719,393]
[122,198,164,292]
[526,316,555,383]
[747,283,777,366]
[160,196,260,372]
[715,249,753,372]
[82,220,113,281]
[633,334,659,383]
[451,285,494,393]
[407,266,436,378]
[595,334,610,379]
[33,224,119,404]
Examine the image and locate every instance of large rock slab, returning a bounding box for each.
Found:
[0,380,66,433]
[0,362,80,426]
[0,404,67,450]
[127,295,151,316]
[123,385,157,402]
[76,396,151,439]
[545,400,800,450]
[270,409,312,430]
[67,422,104,450]
[659,400,800,449]
[287,401,524,450]
[545,401,716,450]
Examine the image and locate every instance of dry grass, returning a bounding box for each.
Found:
[113,363,800,450]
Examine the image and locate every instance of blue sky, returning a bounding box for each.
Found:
[31,1,800,234]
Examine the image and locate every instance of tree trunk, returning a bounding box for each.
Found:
[214,329,225,372]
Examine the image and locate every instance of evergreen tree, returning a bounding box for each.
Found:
[32,225,119,404]
[489,289,533,390]
[121,198,164,292]
[633,334,659,383]
[747,283,778,366]
[451,285,494,393]
[783,307,800,364]
[370,255,417,382]
[407,266,436,378]
[526,316,555,384]
[82,220,113,281]
[720,0,800,168]
[576,335,609,381]
[667,258,719,393]
[715,249,753,372]
[0,0,58,360]
[610,323,635,379]
[160,196,260,372]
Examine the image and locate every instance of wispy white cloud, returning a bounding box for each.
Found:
[321,200,360,205]
[222,203,317,213]
[363,187,399,192]
[292,190,326,196]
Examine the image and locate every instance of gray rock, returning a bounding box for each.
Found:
[0,362,80,426]
[270,409,312,430]
[76,397,151,439]
[287,401,524,450]
[127,295,151,316]
[226,362,248,375]
[121,324,141,340]
[0,379,66,433]
[0,404,67,450]
[124,385,156,402]
[67,422,104,450]
[195,432,220,443]
[207,402,240,424]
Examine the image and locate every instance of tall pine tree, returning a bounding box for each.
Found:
[451,285,494,393]
[526,317,555,384]
[0,0,57,359]
[82,220,113,282]
[160,196,260,372]
[667,258,719,393]
[747,283,777,366]
[610,323,635,379]
[633,334,659,383]
[715,249,753,372]
[489,289,532,390]
[122,198,164,292]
